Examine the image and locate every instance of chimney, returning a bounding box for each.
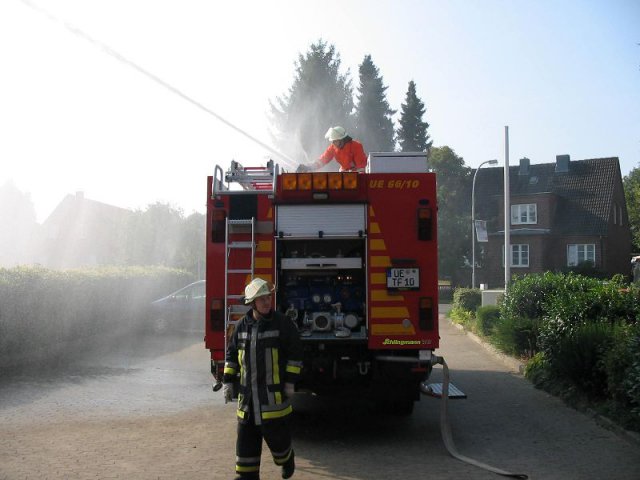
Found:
[555,154,570,173]
[519,157,530,176]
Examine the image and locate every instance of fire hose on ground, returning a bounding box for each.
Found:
[422,355,528,479]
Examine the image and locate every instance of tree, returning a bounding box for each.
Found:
[124,202,184,267]
[353,55,395,153]
[174,212,205,278]
[428,146,472,280]
[269,40,354,166]
[0,180,38,266]
[624,164,640,252]
[397,81,432,153]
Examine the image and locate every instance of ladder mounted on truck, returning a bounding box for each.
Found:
[216,160,280,353]
[224,216,255,338]
[212,160,279,196]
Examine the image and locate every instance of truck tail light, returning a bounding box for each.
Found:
[210,298,224,331]
[343,173,358,189]
[298,173,312,190]
[282,173,297,190]
[417,207,432,241]
[328,173,343,190]
[419,297,434,330]
[280,172,358,191]
[211,209,226,243]
[313,173,328,190]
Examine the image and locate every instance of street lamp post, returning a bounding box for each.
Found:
[472,159,498,289]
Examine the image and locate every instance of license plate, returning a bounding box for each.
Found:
[387,268,420,290]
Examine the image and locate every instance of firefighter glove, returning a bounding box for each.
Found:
[284,383,295,398]
[223,383,233,404]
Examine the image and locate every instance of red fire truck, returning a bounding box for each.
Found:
[204,154,439,414]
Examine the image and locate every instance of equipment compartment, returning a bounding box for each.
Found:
[277,238,366,341]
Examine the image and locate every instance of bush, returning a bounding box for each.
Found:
[476,305,500,336]
[453,288,481,313]
[0,265,193,367]
[491,314,540,358]
[602,323,640,404]
[501,272,568,321]
[622,327,640,417]
[449,305,474,328]
[524,352,548,386]
[545,321,615,398]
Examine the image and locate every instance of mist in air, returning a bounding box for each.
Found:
[0,180,207,373]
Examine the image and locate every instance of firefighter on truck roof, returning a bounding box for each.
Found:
[298,126,367,173]
[223,278,303,480]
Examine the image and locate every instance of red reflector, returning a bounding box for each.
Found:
[211,299,223,310]
[211,209,226,243]
[417,207,432,241]
[419,297,434,330]
[212,210,226,221]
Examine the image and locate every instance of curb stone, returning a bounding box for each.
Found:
[444,315,640,448]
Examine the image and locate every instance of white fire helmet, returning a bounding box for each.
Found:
[324,126,347,142]
[244,278,274,304]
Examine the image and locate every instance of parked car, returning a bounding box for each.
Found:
[149,280,205,333]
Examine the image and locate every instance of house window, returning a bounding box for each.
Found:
[502,244,529,267]
[511,204,537,225]
[567,244,595,267]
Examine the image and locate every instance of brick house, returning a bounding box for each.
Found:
[472,155,632,288]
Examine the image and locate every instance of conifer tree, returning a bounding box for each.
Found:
[353,55,395,153]
[269,40,354,165]
[397,80,432,153]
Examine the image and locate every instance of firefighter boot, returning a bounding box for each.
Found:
[281,450,295,479]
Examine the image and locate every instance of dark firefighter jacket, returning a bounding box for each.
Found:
[223,309,303,425]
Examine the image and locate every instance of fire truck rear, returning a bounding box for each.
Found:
[205,154,438,414]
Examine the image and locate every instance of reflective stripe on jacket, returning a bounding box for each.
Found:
[223,310,303,425]
[318,138,367,172]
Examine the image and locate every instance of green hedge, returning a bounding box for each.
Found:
[0,266,193,367]
[449,272,640,429]
[452,288,481,312]
[475,305,500,336]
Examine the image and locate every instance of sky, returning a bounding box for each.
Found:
[1,0,638,223]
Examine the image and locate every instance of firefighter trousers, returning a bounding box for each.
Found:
[235,416,293,479]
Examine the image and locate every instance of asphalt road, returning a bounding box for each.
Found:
[1,313,639,479]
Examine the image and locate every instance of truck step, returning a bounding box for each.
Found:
[228,269,252,274]
[422,382,467,399]
[228,219,254,225]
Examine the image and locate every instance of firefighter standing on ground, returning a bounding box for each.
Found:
[223,278,303,480]
[299,126,367,173]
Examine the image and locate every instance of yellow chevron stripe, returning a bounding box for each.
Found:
[371,256,391,267]
[256,240,272,252]
[255,257,272,269]
[371,323,416,335]
[369,206,376,217]
[370,273,386,285]
[371,289,405,302]
[371,306,410,318]
[369,222,381,234]
[369,239,386,251]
